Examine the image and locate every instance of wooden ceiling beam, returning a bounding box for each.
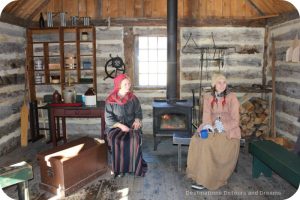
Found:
[26,0,51,21]
[92,17,266,27]
[266,10,299,26]
[0,11,29,27]
[245,0,265,16]
[248,14,278,20]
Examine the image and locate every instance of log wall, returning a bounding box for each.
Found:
[35,26,266,136]
[180,27,265,99]
[267,18,300,141]
[35,27,125,137]
[34,26,166,135]
[0,22,26,156]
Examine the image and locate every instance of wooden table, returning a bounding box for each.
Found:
[48,101,105,147]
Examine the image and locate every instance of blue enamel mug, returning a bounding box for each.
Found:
[200,129,208,139]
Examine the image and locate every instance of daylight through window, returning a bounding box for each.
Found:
[137,36,167,87]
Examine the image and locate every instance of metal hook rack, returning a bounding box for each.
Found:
[182,32,236,123]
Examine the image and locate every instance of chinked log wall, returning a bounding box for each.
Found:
[36,26,265,135]
[0,22,26,156]
[32,27,124,136]
[35,26,166,135]
[268,18,300,142]
[180,27,265,99]
[35,26,266,135]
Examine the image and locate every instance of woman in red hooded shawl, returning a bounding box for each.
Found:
[105,74,147,177]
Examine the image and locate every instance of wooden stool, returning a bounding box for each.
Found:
[172,132,191,172]
[0,161,33,200]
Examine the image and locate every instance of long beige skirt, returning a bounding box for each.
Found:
[186,133,240,190]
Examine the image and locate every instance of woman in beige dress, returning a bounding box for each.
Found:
[186,72,241,190]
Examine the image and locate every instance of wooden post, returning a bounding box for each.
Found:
[271,38,276,137]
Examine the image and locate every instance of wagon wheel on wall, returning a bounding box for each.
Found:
[104,55,126,80]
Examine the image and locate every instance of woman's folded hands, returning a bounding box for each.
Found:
[132,118,142,130]
[114,122,130,132]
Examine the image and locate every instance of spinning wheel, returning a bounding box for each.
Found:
[104,55,126,80]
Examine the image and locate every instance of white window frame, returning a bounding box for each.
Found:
[134,35,167,89]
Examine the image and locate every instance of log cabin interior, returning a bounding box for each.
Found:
[0,0,299,199]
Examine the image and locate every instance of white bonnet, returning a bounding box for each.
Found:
[211,73,226,87]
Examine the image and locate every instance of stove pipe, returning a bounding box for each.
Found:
[167,0,178,101]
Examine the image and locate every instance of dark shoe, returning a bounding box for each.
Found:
[191,184,205,190]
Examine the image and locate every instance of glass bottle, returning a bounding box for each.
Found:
[52,90,62,103]
[85,87,95,96]
[39,12,45,28]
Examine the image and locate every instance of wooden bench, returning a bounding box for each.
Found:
[249,140,300,188]
[172,132,192,172]
[0,161,33,200]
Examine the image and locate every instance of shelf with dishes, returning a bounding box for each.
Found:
[64,53,77,69]
[63,41,93,44]
[33,56,89,84]
[41,55,61,58]
[27,26,96,101]
[48,63,60,70]
[32,41,59,44]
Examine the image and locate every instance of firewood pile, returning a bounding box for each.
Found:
[240,97,270,138]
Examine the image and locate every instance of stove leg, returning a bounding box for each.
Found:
[154,136,157,151]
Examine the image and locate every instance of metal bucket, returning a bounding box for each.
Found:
[63,86,76,103]
[83,17,90,26]
[71,16,78,26]
[60,12,66,27]
[47,12,53,27]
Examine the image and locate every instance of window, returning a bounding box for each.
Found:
[136,36,167,87]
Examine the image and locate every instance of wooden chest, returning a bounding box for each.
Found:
[37,137,107,197]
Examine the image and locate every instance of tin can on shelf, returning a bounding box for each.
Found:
[34,59,43,70]
[35,73,43,84]
[81,32,88,41]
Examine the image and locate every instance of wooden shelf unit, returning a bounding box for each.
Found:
[26,26,97,101]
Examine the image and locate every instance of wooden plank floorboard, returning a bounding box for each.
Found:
[0,134,298,200]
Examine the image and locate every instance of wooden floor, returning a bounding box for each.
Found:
[1,134,298,200]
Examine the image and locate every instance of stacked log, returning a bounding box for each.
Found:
[240,97,270,138]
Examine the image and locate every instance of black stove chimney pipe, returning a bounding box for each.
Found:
[167,0,178,101]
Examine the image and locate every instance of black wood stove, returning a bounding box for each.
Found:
[153,100,192,150]
[152,0,193,150]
